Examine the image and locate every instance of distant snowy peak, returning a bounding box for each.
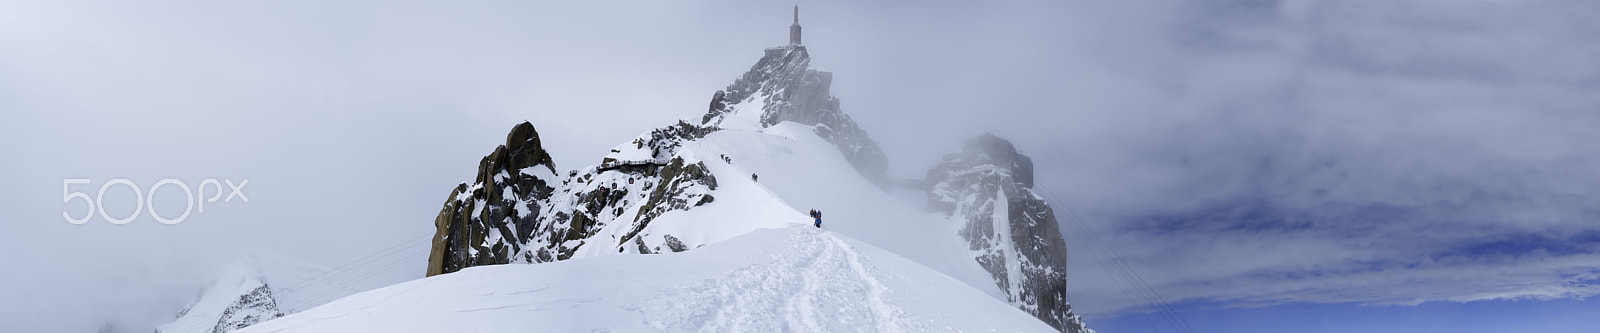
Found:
[927,133,1090,333]
[704,45,888,184]
[158,262,283,333]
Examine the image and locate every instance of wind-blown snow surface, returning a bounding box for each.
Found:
[237,226,1055,332]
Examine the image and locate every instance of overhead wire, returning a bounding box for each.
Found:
[290,241,429,307]
[1037,184,1198,333]
[170,233,434,333]
[277,233,432,292]
[1049,185,1195,333]
[1035,185,1167,332]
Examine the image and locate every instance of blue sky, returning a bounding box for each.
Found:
[1095,298,1600,333]
[1064,196,1600,331]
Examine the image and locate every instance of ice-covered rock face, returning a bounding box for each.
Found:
[926,133,1091,333]
[705,45,888,185]
[427,121,562,276]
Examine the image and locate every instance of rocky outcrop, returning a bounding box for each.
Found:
[960,133,1035,188]
[427,120,722,276]
[704,45,889,185]
[427,121,561,276]
[926,133,1090,333]
[624,157,717,243]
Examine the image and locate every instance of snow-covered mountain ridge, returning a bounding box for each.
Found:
[423,45,891,275]
[417,43,1091,332]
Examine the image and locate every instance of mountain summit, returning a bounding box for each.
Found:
[705,44,889,185]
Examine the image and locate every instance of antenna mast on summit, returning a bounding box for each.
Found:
[789,5,803,45]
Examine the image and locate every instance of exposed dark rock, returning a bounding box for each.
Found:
[635,236,654,254]
[427,121,561,276]
[703,90,728,124]
[625,157,718,244]
[926,133,1089,333]
[663,234,689,253]
[210,284,283,333]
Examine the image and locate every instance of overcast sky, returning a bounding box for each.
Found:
[3,1,1599,332]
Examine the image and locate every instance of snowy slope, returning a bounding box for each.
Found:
[237,226,1057,333]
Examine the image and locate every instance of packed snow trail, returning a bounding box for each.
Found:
[690,122,1002,298]
[653,228,904,332]
[237,226,1054,333]
[825,232,900,332]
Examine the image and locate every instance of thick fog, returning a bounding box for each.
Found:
[3,1,1599,332]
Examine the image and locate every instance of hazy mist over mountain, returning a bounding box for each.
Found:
[4,1,1599,332]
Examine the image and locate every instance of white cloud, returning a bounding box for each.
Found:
[1030,0,1600,317]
